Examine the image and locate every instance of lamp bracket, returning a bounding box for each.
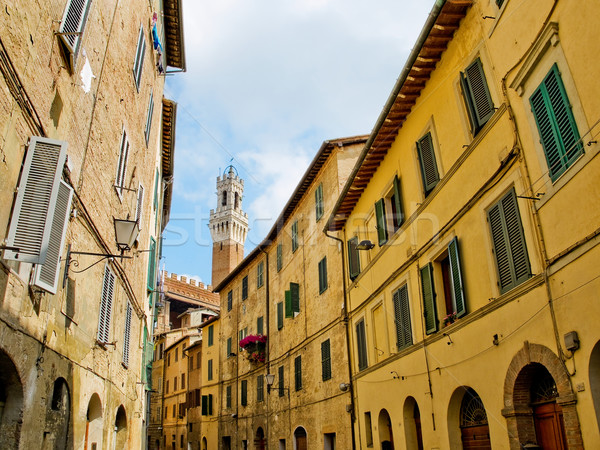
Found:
[62,245,132,288]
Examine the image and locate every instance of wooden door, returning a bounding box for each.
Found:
[296,435,307,450]
[460,424,491,449]
[533,402,567,449]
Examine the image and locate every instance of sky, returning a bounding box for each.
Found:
[161,1,433,285]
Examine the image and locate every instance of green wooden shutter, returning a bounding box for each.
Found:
[447,237,467,317]
[226,337,232,357]
[257,375,264,402]
[208,359,213,380]
[530,64,582,180]
[276,243,283,271]
[257,316,264,335]
[227,290,233,311]
[201,395,208,415]
[147,237,156,291]
[226,385,232,408]
[208,325,214,346]
[277,302,284,329]
[420,263,438,335]
[347,237,360,281]
[375,198,388,246]
[294,356,302,390]
[292,221,298,252]
[208,394,213,415]
[284,291,293,318]
[462,58,494,133]
[393,175,404,227]
[241,380,247,406]
[417,133,440,194]
[356,320,368,370]
[318,257,328,293]
[290,282,300,313]
[321,339,332,381]
[393,285,412,350]
[278,366,285,397]
[315,183,324,221]
[242,276,248,300]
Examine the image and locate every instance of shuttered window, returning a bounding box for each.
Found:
[97,264,115,343]
[356,319,368,371]
[144,91,154,146]
[375,199,388,246]
[417,132,440,195]
[58,0,93,71]
[496,0,505,7]
[347,237,361,281]
[321,339,332,381]
[242,276,248,300]
[135,183,145,226]
[488,188,531,294]
[290,282,300,314]
[285,290,292,318]
[115,130,130,198]
[226,385,232,408]
[460,58,495,134]
[530,64,582,181]
[208,325,214,346]
[4,137,68,264]
[147,237,156,291]
[122,302,132,366]
[257,261,264,288]
[392,175,404,230]
[133,25,146,91]
[153,169,160,210]
[318,257,328,294]
[294,355,302,391]
[241,380,248,406]
[276,243,283,272]
[257,375,264,402]
[392,285,412,350]
[257,316,264,335]
[227,290,233,311]
[32,180,73,294]
[226,337,232,357]
[447,237,467,317]
[315,183,324,221]
[420,263,438,335]
[277,302,284,329]
[208,359,213,381]
[277,366,284,397]
[291,220,299,252]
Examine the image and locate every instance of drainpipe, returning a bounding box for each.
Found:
[323,229,356,450]
[259,246,270,444]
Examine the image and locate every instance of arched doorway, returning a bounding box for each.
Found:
[589,340,600,433]
[459,388,491,449]
[403,397,424,450]
[293,426,307,450]
[113,405,127,450]
[378,409,394,450]
[85,393,103,450]
[202,436,207,450]
[502,343,583,448]
[254,427,265,450]
[0,349,23,448]
[43,378,71,448]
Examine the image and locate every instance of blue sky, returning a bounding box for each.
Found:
[161,1,433,286]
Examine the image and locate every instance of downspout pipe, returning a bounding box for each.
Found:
[326,0,447,229]
[258,246,270,441]
[324,229,356,450]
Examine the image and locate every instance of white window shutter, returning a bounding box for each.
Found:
[58,0,93,69]
[115,131,129,197]
[4,137,68,264]
[133,26,146,90]
[97,264,115,343]
[33,180,73,294]
[135,184,145,225]
[122,302,132,366]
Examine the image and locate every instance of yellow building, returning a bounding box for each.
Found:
[0,0,184,448]
[215,137,366,449]
[327,0,600,449]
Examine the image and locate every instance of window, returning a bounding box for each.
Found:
[315,183,324,221]
[291,220,299,252]
[239,328,248,350]
[201,395,213,415]
[135,183,145,227]
[356,319,368,371]
[421,263,438,335]
[147,237,156,291]
[122,302,132,366]
[242,276,248,300]
[172,404,176,418]
[175,347,178,362]
[167,353,170,367]
[97,264,115,344]
[227,290,233,311]
[226,385,232,408]
[417,132,440,195]
[208,325,214,346]
[530,64,583,181]
[257,316,264,335]
[388,175,404,232]
[208,359,213,381]
[364,412,374,447]
[374,199,388,246]
[58,0,92,71]
[321,339,332,381]
[347,237,360,281]
[226,337,232,357]
[278,365,285,398]
[174,377,177,391]
[460,57,494,134]
[197,352,201,369]
[294,355,302,391]
[257,375,264,402]
[392,285,412,350]
[144,91,154,145]
[166,380,169,394]
[189,355,194,370]
[115,130,130,198]
[318,257,328,294]
[285,282,300,317]
[133,25,146,91]
[181,373,185,389]
[488,188,531,293]
[153,169,160,210]
[444,238,467,318]
[276,243,283,272]
[277,302,284,330]
[257,261,264,288]
[241,380,248,406]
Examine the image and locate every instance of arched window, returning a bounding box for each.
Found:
[294,427,307,450]
[459,388,490,450]
[222,191,227,206]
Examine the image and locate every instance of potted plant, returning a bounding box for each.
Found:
[239,334,267,363]
[443,312,457,326]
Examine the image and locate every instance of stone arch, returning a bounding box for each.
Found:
[447,386,491,449]
[589,340,600,434]
[114,405,127,449]
[501,342,583,449]
[378,408,394,449]
[403,396,424,450]
[202,436,207,450]
[43,377,71,448]
[293,426,307,450]
[85,393,103,450]
[254,426,265,450]
[0,349,23,448]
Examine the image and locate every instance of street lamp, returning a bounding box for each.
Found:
[356,240,375,250]
[265,373,288,395]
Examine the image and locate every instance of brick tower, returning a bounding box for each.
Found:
[209,166,248,287]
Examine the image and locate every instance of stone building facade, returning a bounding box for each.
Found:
[327,1,600,449]
[0,0,184,448]
[214,136,366,449]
